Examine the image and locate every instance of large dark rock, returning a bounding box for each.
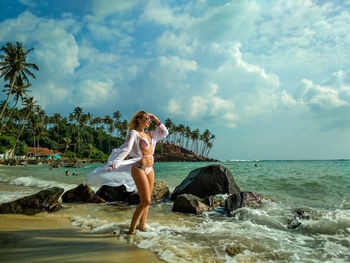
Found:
[96,181,170,205]
[62,184,105,203]
[0,187,64,215]
[225,192,264,215]
[96,185,131,202]
[171,164,241,200]
[172,194,213,214]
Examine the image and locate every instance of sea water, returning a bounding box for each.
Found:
[0,160,350,262]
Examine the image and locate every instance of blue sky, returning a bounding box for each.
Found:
[1,0,350,160]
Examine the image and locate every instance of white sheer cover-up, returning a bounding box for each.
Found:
[83,123,169,192]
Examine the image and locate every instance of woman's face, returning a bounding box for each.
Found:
[139,114,151,128]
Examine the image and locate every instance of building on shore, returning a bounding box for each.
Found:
[26,147,61,160]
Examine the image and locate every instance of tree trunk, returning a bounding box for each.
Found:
[11,111,29,159]
[0,73,17,125]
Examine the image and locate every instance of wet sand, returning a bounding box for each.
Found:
[0,214,163,263]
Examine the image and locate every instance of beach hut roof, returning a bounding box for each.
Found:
[27,147,55,155]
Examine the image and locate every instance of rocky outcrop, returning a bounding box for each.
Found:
[172,194,215,214]
[0,187,64,215]
[171,164,241,200]
[154,142,219,162]
[62,184,105,203]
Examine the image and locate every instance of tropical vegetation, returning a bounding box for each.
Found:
[0,41,215,161]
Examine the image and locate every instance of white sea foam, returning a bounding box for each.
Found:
[10,176,76,191]
[68,201,350,263]
[0,190,36,203]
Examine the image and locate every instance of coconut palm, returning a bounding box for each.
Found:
[103,115,114,152]
[164,118,173,143]
[0,42,38,122]
[113,110,122,138]
[10,96,37,157]
[190,129,200,155]
[0,76,31,132]
[62,137,72,155]
[51,113,62,147]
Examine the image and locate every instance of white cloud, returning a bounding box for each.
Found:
[190,83,238,128]
[168,99,181,114]
[156,31,195,55]
[140,0,192,28]
[75,79,114,107]
[300,78,349,109]
[217,43,280,87]
[92,0,140,20]
[18,0,36,7]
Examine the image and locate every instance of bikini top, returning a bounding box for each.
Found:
[139,135,154,158]
[140,134,154,150]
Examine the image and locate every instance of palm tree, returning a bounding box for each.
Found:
[184,126,192,149]
[113,110,122,138]
[62,137,72,155]
[0,76,31,132]
[10,96,37,157]
[164,118,173,143]
[177,124,185,147]
[71,107,83,153]
[190,129,200,155]
[103,115,114,152]
[200,129,210,156]
[120,120,128,138]
[0,42,38,122]
[52,113,62,147]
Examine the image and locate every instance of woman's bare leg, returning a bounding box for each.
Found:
[137,169,154,231]
[128,166,151,234]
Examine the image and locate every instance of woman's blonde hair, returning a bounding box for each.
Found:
[129,110,148,130]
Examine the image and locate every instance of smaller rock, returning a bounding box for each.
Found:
[225,191,264,215]
[225,245,244,257]
[225,193,242,214]
[241,192,263,208]
[87,195,106,204]
[172,194,212,214]
[62,184,96,203]
[96,185,133,202]
[286,208,321,229]
[152,180,169,201]
[127,191,140,205]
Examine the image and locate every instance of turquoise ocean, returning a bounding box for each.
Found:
[0,160,350,262]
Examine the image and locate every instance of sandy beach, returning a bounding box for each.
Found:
[0,214,163,263]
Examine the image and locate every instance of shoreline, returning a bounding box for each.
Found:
[0,214,163,263]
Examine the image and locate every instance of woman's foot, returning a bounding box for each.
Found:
[137,226,146,232]
[126,229,136,235]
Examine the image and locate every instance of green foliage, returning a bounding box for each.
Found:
[154,144,163,155]
[0,145,6,154]
[0,134,15,148]
[90,148,108,161]
[15,141,28,155]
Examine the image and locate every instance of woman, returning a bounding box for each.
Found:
[84,110,168,234]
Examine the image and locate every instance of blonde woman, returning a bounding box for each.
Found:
[84,110,168,234]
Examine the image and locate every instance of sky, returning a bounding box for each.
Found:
[0,0,350,160]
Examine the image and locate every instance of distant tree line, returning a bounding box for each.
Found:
[0,41,215,161]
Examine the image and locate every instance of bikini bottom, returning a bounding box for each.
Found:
[134,161,153,175]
